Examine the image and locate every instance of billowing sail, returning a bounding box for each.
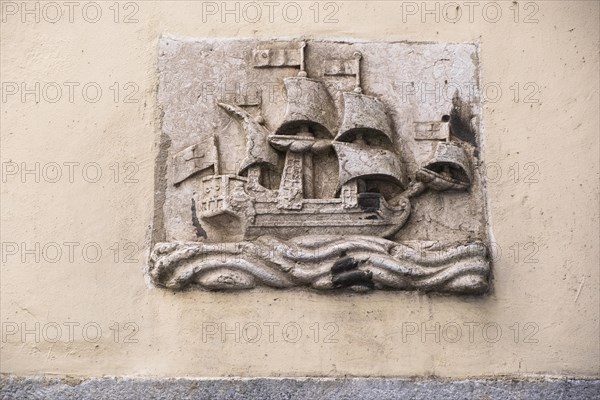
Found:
[217,102,278,176]
[274,77,337,138]
[334,92,394,145]
[417,141,472,191]
[333,142,405,191]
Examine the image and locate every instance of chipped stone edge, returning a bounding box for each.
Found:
[2,375,599,400]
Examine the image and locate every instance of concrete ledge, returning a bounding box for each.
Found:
[1,376,599,400]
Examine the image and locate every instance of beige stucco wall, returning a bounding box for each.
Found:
[1,0,598,378]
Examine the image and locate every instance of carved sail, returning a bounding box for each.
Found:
[332,142,404,191]
[417,141,472,191]
[334,92,394,145]
[217,102,278,176]
[274,77,337,138]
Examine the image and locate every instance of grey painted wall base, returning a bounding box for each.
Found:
[2,376,599,400]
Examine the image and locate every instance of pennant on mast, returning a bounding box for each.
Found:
[324,51,363,93]
[252,41,307,77]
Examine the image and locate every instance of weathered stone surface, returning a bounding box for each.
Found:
[150,37,489,293]
[2,376,599,400]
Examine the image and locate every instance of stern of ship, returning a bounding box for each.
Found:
[195,175,251,241]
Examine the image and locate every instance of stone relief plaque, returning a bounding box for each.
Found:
[149,37,490,294]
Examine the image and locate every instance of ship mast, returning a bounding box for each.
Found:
[296,41,314,199]
[331,52,406,203]
[269,42,338,209]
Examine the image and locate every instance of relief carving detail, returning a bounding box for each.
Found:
[150,38,491,294]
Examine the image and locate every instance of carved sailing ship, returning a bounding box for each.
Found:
[172,43,473,241]
[150,38,490,293]
[189,49,416,240]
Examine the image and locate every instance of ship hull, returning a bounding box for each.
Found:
[198,175,411,241]
[246,197,410,239]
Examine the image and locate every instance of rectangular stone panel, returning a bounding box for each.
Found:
[150,37,489,294]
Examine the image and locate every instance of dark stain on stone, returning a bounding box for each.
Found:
[450,93,478,157]
[191,198,207,239]
[358,192,381,211]
[331,256,374,289]
[331,257,359,274]
[332,270,374,289]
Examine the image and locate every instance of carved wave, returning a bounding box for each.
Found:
[148,236,490,293]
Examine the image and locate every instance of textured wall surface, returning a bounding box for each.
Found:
[2,377,600,400]
[1,0,598,380]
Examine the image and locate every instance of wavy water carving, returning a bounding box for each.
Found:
[149,236,489,293]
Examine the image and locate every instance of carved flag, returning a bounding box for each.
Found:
[324,58,359,76]
[414,121,450,141]
[172,136,219,185]
[252,48,301,68]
